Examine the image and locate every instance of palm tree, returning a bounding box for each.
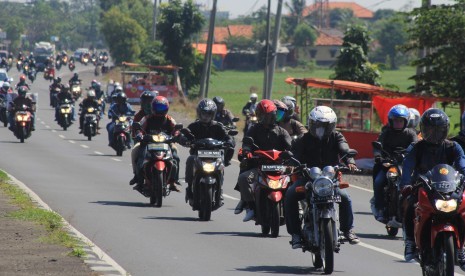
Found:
[285,0,306,28]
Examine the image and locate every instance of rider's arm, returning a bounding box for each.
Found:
[336,132,356,165]
[242,102,251,116]
[452,142,465,176]
[292,119,308,135]
[374,129,387,157]
[400,145,417,188]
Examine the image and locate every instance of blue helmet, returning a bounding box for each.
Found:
[388,104,410,131]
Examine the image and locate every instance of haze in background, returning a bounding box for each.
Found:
[196,0,455,18]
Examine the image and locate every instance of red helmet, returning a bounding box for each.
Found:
[256,99,277,127]
[20,74,26,81]
[151,96,169,116]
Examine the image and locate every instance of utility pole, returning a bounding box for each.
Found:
[266,0,283,100]
[262,0,272,100]
[152,0,159,40]
[199,0,217,99]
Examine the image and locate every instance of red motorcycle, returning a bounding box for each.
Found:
[412,164,465,276]
[12,104,33,143]
[44,67,55,81]
[244,137,293,237]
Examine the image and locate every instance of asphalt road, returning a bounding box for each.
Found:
[1,66,464,276]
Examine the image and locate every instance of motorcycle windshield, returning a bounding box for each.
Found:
[430,164,459,193]
[432,180,457,193]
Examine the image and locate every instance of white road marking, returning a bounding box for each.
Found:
[112,158,122,162]
[80,144,89,149]
[94,151,104,155]
[40,121,45,125]
[58,135,65,139]
[69,140,76,144]
[45,125,50,128]
[223,194,239,200]
[52,130,57,133]
[350,185,373,193]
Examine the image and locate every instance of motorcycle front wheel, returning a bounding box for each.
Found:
[433,233,455,276]
[199,185,213,221]
[320,218,334,274]
[269,201,280,238]
[150,171,163,207]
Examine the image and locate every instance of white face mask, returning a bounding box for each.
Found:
[315,127,325,140]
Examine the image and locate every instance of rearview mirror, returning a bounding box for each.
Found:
[228,130,238,136]
[175,123,183,130]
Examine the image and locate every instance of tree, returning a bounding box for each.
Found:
[157,0,204,91]
[374,15,407,69]
[285,0,306,29]
[292,23,317,61]
[100,7,147,64]
[140,41,166,65]
[401,3,465,97]
[332,24,381,99]
[5,18,25,51]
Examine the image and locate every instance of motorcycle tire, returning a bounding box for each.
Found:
[261,225,270,235]
[199,185,213,221]
[320,218,334,274]
[386,226,398,237]
[116,135,125,157]
[3,120,7,127]
[270,201,280,238]
[63,125,67,131]
[434,233,455,276]
[150,171,163,207]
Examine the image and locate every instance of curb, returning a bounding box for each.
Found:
[5,172,130,276]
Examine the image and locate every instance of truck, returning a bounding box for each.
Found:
[34,42,55,72]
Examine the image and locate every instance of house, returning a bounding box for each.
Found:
[302,2,374,19]
[192,43,228,70]
[202,25,254,43]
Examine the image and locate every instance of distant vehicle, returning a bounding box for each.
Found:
[35,55,50,72]
[0,69,10,87]
[34,42,55,72]
[0,50,7,59]
[74,48,89,59]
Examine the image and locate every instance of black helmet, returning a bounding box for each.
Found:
[197,98,217,124]
[18,86,28,97]
[420,108,449,145]
[140,91,156,115]
[56,77,62,83]
[73,73,78,78]
[281,98,295,121]
[212,96,225,111]
[62,84,70,93]
[115,92,127,104]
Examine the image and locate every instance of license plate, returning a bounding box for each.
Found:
[147,143,169,151]
[198,150,222,158]
[261,165,286,172]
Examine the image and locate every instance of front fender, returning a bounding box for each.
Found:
[318,206,337,220]
[200,176,216,185]
[431,224,460,248]
[267,191,283,202]
[154,160,165,171]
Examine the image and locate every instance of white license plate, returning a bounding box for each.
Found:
[198,150,222,158]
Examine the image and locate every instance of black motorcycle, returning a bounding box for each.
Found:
[181,128,237,221]
[27,67,36,83]
[81,106,99,141]
[109,113,133,156]
[57,99,74,131]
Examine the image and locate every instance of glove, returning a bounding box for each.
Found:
[374,155,382,164]
[401,185,413,198]
[143,134,152,143]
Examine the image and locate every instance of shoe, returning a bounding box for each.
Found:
[243,209,255,222]
[375,210,385,223]
[404,239,418,261]
[343,230,360,245]
[129,175,138,185]
[169,183,181,192]
[133,183,142,190]
[127,144,131,149]
[458,248,465,272]
[31,127,35,131]
[291,234,303,249]
[234,200,245,215]
[79,130,83,134]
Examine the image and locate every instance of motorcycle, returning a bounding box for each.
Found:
[412,164,465,276]
[81,54,89,65]
[12,104,33,143]
[94,63,102,76]
[27,67,36,83]
[109,113,133,156]
[61,55,68,65]
[137,126,183,207]
[16,59,22,71]
[242,137,294,237]
[68,61,75,71]
[370,141,405,237]
[81,106,99,141]
[294,150,358,274]
[70,81,82,100]
[57,99,73,131]
[181,128,238,221]
[44,67,55,81]
[91,55,97,66]
[55,59,62,70]
[0,94,8,127]
[49,86,60,108]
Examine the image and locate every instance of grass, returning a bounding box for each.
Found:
[0,171,86,258]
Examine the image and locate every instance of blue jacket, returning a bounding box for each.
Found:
[400,139,465,188]
[108,103,134,121]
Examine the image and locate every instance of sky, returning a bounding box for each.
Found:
[195,0,455,18]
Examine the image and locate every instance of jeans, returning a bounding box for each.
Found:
[373,169,387,210]
[106,121,115,145]
[185,155,196,187]
[237,168,259,202]
[285,178,355,236]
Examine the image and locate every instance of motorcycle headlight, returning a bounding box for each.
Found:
[202,162,215,172]
[118,116,126,122]
[152,134,165,142]
[87,107,94,113]
[16,115,25,121]
[313,177,333,197]
[268,179,282,189]
[72,87,79,92]
[435,199,458,213]
[60,108,70,113]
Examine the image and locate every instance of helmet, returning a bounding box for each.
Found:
[250,93,258,103]
[255,99,277,127]
[272,99,288,123]
[91,79,97,88]
[281,98,295,120]
[407,108,421,129]
[20,74,26,82]
[2,82,10,91]
[114,85,123,94]
[420,108,449,145]
[197,98,217,124]
[87,89,96,99]
[115,92,127,104]
[73,73,78,78]
[308,106,337,140]
[151,96,169,116]
[18,86,28,97]
[212,96,225,111]
[387,104,410,131]
[56,77,62,83]
[140,91,156,115]
[62,84,70,92]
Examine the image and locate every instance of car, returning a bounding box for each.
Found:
[0,68,11,87]
[73,48,90,59]
[35,55,50,72]
[0,50,7,59]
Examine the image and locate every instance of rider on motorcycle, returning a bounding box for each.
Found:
[284,106,360,248]
[15,75,30,90]
[91,80,106,115]
[278,98,307,136]
[213,96,236,127]
[10,86,35,131]
[372,104,417,222]
[400,108,465,267]
[129,91,157,186]
[79,90,100,134]
[132,96,181,192]
[17,51,24,61]
[106,92,134,147]
[407,107,421,136]
[281,95,300,121]
[69,73,81,85]
[180,98,235,201]
[242,93,258,133]
[1,82,10,96]
[54,84,75,122]
[0,57,8,69]
[236,99,293,221]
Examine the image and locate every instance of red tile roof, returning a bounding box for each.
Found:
[303,2,374,19]
[192,43,228,57]
[202,25,254,43]
[315,31,343,46]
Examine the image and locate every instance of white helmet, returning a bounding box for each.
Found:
[308,106,337,140]
[407,108,420,129]
[87,89,96,98]
[250,93,258,102]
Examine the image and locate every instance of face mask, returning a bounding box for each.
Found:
[315,127,325,140]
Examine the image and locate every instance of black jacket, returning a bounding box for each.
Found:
[244,123,292,151]
[185,120,233,150]
[374,126,418,157]
[292,131,355,168]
